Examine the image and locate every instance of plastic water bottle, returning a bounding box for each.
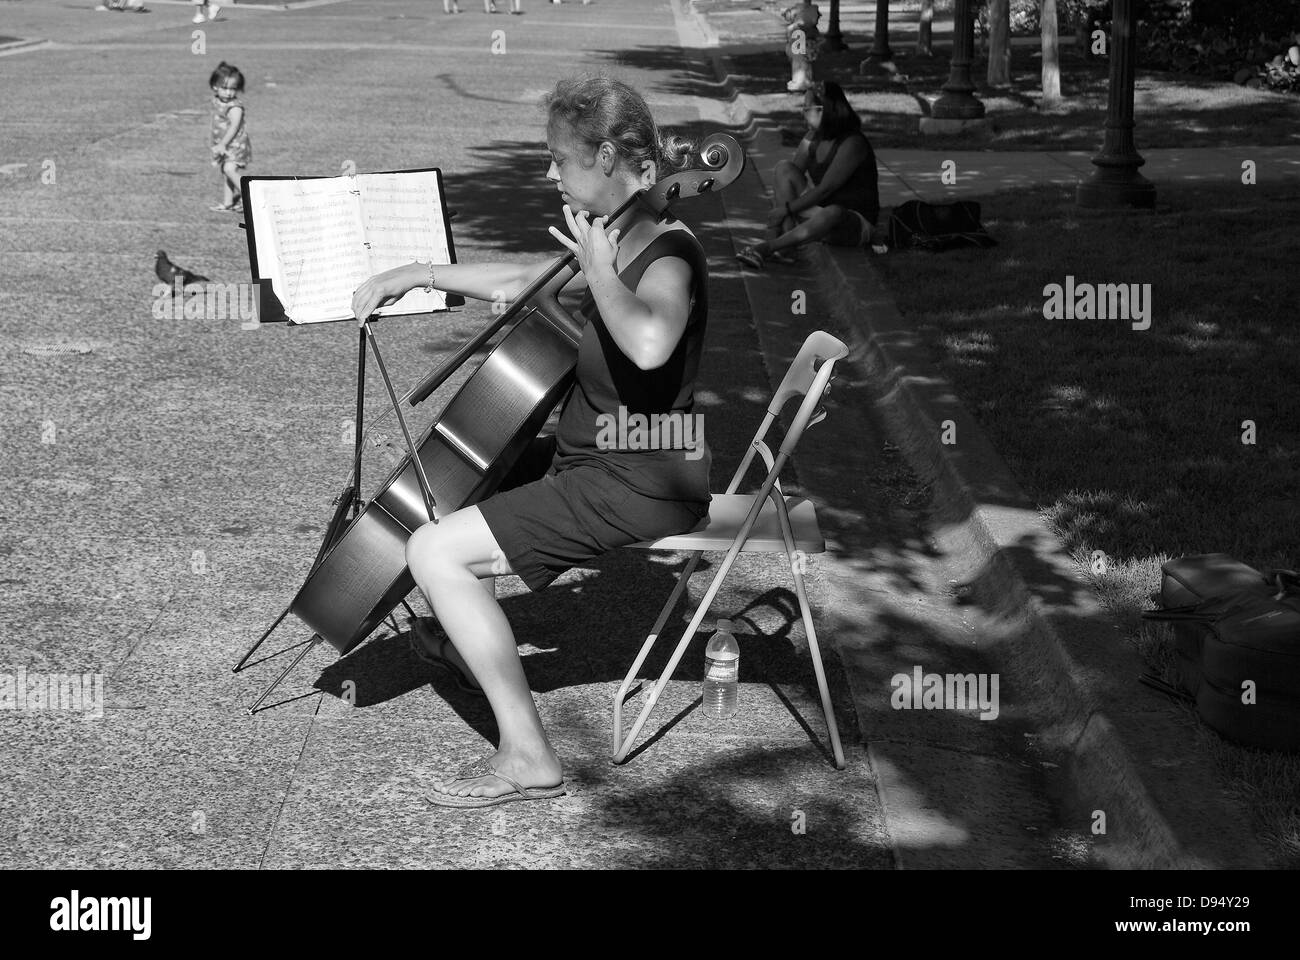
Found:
[703,619,739,720]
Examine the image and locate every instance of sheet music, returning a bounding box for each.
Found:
[267,181,369,322]
[358,171,450,316]
[244,170,455,324]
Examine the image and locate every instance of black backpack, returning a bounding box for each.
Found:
[1142,554,1300,752]
[886,199,996,252]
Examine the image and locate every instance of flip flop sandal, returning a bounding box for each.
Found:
[735,246,765,270]
[767,249,796,264]
[425,760,566,809]
[408,618,486,697]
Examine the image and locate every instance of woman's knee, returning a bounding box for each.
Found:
[405,521,475,588]
[773,160,802,184]
[405,521,446,581]
[406,508,501,585]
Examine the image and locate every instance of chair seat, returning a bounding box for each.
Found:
[626,494,825,553]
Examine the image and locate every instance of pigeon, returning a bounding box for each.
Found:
[155,250,209,289]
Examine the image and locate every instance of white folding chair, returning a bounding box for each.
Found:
[613,330,849,769]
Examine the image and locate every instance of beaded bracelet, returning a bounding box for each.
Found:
[424,261,437,294]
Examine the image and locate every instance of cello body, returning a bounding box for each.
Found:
[293,286,582,654]
[289,135,744,655]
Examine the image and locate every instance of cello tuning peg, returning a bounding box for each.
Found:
[698,177,715,193]
[665,182,680,202]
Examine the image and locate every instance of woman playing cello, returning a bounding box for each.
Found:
[350,76,712,809]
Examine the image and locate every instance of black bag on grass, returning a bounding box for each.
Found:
[1142,553,1300,752]
[886,199,996,252]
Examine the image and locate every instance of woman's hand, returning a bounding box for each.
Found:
[352,263,420,325]
[548,204,621,278]
[767,205,791,228]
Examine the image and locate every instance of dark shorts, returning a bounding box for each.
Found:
[476,436,710,593]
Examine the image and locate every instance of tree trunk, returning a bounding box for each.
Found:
[1041,0,1062,108]
[987,0,1011,86]
[917,0,934,56]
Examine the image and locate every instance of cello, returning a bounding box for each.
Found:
[243,133,744,691]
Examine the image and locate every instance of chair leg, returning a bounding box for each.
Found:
[790,565,846,769]
[613,541,759,763]
[615,469,786,763]
[612,550,704,756]
[771,492,846,769]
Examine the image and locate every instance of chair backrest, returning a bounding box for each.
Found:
[723,330,849,494]
[767,330,848,456]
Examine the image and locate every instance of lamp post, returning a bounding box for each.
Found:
[930,0,984,119]
[1076,0,1155,208]
[870,0,891,60]
[824,0,847,51]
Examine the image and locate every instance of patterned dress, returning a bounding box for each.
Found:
[211,96,251,166]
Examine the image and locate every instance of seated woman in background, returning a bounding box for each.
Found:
[736,81,884,269]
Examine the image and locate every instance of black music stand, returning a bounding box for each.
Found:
[232,168,459,714]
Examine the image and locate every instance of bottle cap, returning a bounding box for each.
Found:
[716,619,734,633]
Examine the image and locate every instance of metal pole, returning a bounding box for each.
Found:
[1076,0,1156,208]
[824,0,847,51]
[930,0,985,118]
[870,0,891,60]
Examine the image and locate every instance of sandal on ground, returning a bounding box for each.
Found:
[735,245,766,270]
[408,618,485,697]
[209,201,240,213]
[767,248,796,264]
[426,760,566,809]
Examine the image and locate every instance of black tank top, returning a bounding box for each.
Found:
[553,226,711,503]
[807,132,880,225]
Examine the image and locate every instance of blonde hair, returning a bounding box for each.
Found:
[543,75,695,175]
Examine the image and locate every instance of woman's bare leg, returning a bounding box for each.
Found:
[406,506,563,798]
[756,204,846,256]
[767,160,807,242]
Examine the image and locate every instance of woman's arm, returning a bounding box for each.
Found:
[587,255,691,372]
[790,133,868,215]
[791,134,813,174]
[547,207,692,372]
[351,256,568,322]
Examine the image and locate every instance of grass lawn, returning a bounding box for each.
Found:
[873,180,1300,866]
[704,0,1300,150]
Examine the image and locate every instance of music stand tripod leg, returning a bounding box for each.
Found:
[232,602,293,674]
[246,634,323,715]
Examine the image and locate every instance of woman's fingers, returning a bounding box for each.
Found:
[353,280,383,324]
[548,224,579,254]
[561,203,583,236]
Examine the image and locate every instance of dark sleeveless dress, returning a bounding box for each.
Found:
[475,226,712,592]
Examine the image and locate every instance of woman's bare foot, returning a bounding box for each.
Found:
[431,743,563,800]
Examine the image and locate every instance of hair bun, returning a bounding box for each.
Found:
[658,133,697,173]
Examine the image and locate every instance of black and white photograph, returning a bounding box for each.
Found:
[1,0,1296,927]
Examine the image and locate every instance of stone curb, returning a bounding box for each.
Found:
[683,0,1269,869]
